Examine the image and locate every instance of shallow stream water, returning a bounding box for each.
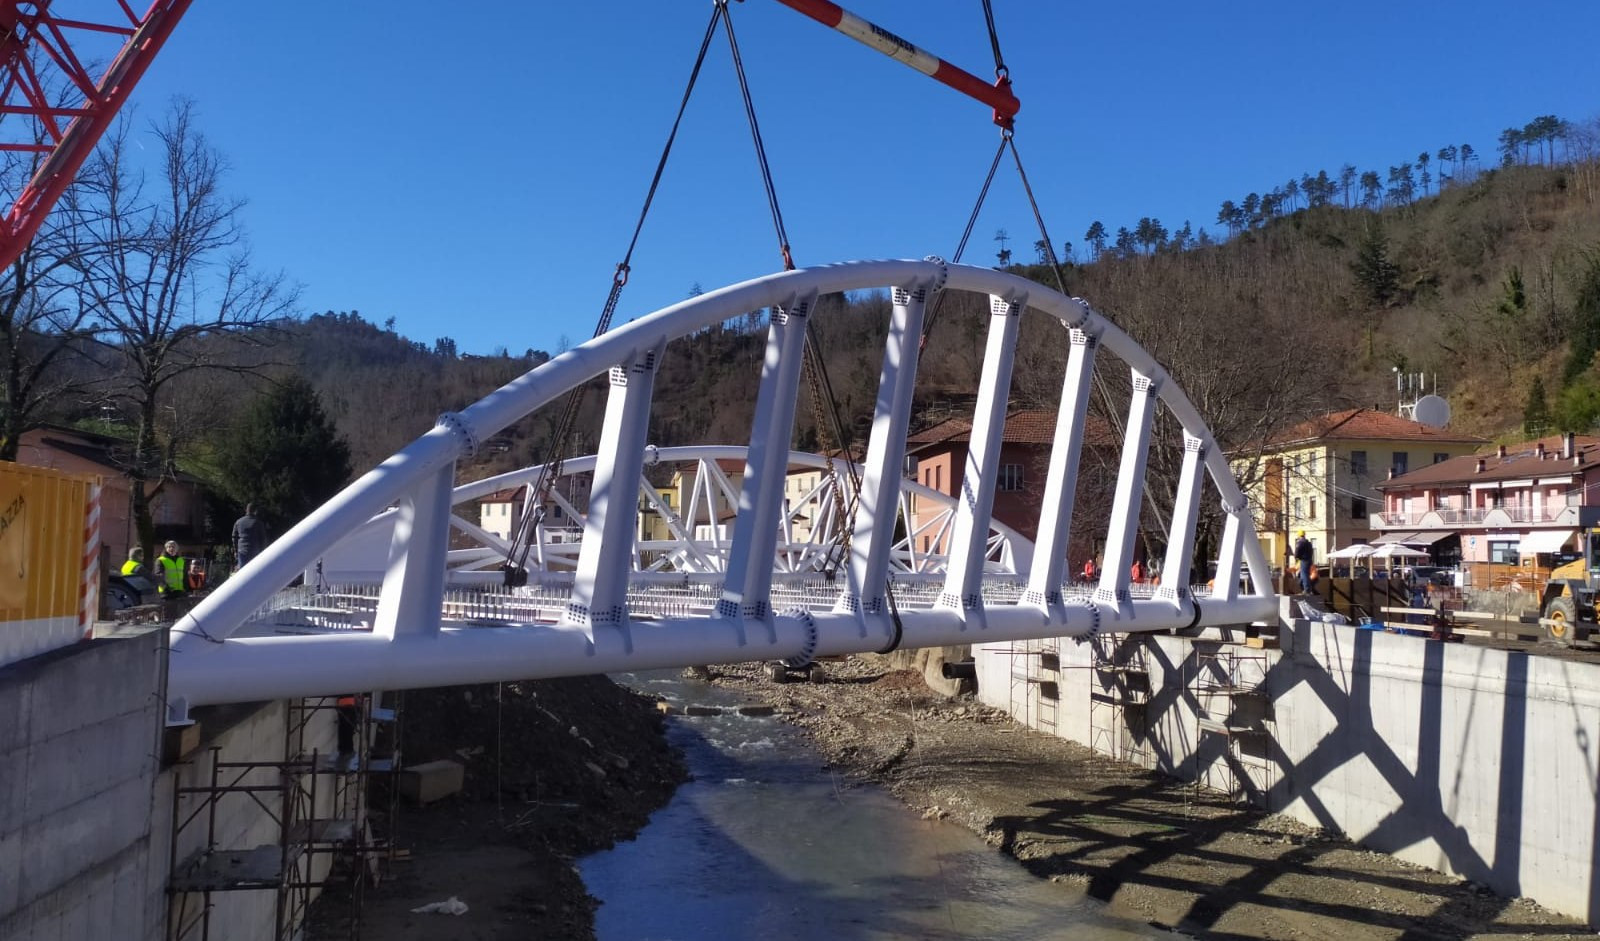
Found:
[581,670,1172,940]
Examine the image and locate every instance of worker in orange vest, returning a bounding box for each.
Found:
[1131,559,1144,584]
[1082,558,1097,583]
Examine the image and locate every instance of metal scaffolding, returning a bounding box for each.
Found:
[166,695,400,940]
[1190,644,1274,801]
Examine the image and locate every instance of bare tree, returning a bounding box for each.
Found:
[77,100,298,546]
[0,96,111,459]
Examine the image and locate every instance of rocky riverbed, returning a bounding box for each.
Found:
[315,656,1590,940]
[706,655,1590,941]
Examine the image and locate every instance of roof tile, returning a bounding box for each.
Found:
[1379,433,1600,488]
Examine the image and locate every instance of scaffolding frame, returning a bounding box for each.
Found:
[1085,634,1151,764]
[1190,644,1274,801]
[167,694,398,941]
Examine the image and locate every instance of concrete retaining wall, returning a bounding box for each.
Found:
[0,631,167,941]
[976,613,1600,924]
[164,699,346,941]
[1,628,351,941]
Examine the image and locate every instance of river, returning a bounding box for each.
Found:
[580,670,1173,940]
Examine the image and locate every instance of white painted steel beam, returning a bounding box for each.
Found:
[374,462,456,639]
[1213,505,1246,603]
[169,593,1279,707]
[169,259,1277,711]
[838,278,931,625]
[1095,369,1161,616]
[1156,433,1207,608]
[567,340,664,638]
[721,292,815,627]
[939,291,1025,623]
[1025,326,1098,608]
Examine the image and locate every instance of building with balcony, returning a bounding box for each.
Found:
[1232,408,1485,569]
[906,409,1117,565]
[1373,433,1600,582]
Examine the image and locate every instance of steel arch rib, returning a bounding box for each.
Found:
[168,260,1276,712]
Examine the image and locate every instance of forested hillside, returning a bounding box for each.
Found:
[13,106,1599,547]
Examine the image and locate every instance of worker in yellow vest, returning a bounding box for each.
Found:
[156,540,188,615]
[121,546,146,576]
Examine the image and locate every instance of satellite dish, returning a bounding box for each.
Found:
[1413,394,1451,428]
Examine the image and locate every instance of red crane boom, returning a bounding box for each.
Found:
[0,0,193,270]
[771,0,1019,128]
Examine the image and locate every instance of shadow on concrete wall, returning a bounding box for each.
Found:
[1117,628,1598,928]
[987,628,1600,934]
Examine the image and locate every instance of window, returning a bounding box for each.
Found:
[1391,451,1409,476]
[1350,450,1367,477]
[1308,453,1318,475]
[1350,497,1367,519]
[1489,541,1519,565]
[1433,452,1449,465]
[1293,496,1303,518]
[998,464,1024,492]
[1309,497,1318,520]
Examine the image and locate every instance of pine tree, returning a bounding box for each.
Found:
[1564,252,1600,385]
[1351,224,1399,307]
[1524,376,1551,436]
[217,376,355,534]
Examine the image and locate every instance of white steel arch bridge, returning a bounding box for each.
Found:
[167,259,1276,719]
[311,445,1034,587]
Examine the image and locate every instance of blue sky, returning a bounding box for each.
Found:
[125,1,1600,356]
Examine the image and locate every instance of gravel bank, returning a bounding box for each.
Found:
[705,655,1590,941]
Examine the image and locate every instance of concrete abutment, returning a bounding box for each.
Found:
[976,608,1600,924]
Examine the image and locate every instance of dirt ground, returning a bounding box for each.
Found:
[307,676,686,940]
[706,655,1593,941]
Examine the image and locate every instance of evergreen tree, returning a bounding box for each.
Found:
[1084,221,1107,259]
[1499,127,1523,166]
[1524,376,1551,436]
[1351,223,1399,307]
[1563,252,1600,385]
[1114,226,1135,257]
[1359,171,1382,208]
[1339,164,1357,207]
[217,376,354,533]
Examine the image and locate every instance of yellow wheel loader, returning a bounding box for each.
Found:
[1538,528,1600,646]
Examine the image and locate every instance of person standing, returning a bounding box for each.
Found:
[1082,558,1097,583]
[121,546,146,576]
[156,540,188,615]
[233,503,267,569]
[1294,531,1315,594]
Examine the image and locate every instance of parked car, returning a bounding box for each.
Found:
[1406,565,1456,587]
[105,571,159,611]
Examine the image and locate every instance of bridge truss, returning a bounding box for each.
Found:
[167,259,1275,718]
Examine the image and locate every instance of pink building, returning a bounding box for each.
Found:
[16,425,208,563]
[1374,432,1600,569]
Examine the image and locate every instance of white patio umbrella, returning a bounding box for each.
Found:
[1370,543,1428,559]
[1326,544,1377,559]
[1369,541,1429,581]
